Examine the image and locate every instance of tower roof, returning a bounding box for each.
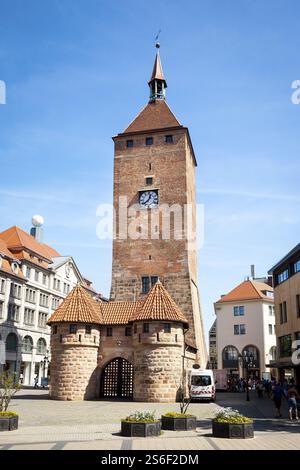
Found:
[132,281,188,325]
[47,285,103,325]
[149,50,166,85]
[216,280,273,304]
[122,99,181,134]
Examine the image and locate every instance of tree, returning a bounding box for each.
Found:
[0,371,21,412]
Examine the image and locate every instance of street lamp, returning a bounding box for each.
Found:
[40,349,50,389]
[239,351,255,402]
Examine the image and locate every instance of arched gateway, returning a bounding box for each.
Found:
[100,358,133,399]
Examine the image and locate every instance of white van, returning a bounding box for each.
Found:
[189,369,216,401]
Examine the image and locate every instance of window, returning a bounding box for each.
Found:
[0,301,3,319]
[265,291,274,298]
[294,260,300,274]
[63,283,70,294]
[143,323,149,333]
[26,267,31,278]
[37,338,47,355]
[52,297,60,310]
[39,293,49,308]
[164,323,171,333]
[145,137,153,146]
[145,177,153,185]
[296,295,300,318]
[53,325,58,334]
[106,327,113,337]
[280,302,287,324]
[69,324,77,334]
[38,312,48,328]
[125,326,132,337]
[126,139,133,148]
[279,335,292,357]
[269,305,274,316]
[22,336,33,353]
[268,324,273,335]
[142,276,150,294]
[0,278,5,293]
[10,283,22,299]
[8,304,20,322]
[233,306,244,316]
[42,274,47,286]
[134,324,137,334]
[151,276,158,286]
[165,135,173,143]
[191,375,212,386]
[24,308,35,325]
[85,325,91,335]
[277,269,289,284]
[25,288,36,304]
[53,279,61,291]
[34,270,39,282]
[6,333,18,352]
[234,324,246,335]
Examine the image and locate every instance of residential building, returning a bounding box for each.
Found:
[214,279,276,380]
[268,243,300,387]
[0,221,100,386]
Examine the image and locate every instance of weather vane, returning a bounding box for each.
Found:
[155,29,161,48]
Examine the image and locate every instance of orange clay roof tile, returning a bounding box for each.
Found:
[216,280,273,303]
[47,285,103,325]
[0,226,60,261]
[122,100,181,134]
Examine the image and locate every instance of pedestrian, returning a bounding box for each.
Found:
[256,381,264,399]
[19,373,24,385]
[272,382,285,418]
[287,385,300,421]
[34,375,39,389]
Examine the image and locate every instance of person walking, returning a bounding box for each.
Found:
[272,382,285,418]
[287,386,300,421]
[34,375,39,389]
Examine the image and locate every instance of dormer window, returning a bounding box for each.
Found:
[11,262,19,274]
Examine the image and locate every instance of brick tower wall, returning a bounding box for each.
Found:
[49,323,100,400]
[133,321,184,402]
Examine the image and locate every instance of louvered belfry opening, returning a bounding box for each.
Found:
[100,357,133,399]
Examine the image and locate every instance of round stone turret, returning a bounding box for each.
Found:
[131,281,188,402]
[47,286,102,400]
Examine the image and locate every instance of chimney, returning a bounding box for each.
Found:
[30,215,44,242]
[251,264,255,279]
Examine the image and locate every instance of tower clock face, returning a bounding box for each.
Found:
[139,190,158,208]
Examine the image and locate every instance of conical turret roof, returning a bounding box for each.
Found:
[47,285,103,325]
[149,51,166,85]
[132,281,188,325]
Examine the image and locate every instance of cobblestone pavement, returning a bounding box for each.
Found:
[0,389,299,450]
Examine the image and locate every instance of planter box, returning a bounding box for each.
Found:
[121,421,161,437]
[0,416,19,432]
[212,420,254,439]
[161,415,197,431]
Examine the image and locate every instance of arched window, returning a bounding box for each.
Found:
[242,345,260,368]
[22,335,33,353]
[36,338,47,355]
[222,345,239,368]
[6,333,18,352]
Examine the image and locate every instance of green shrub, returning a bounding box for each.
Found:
[213,407,253,424]
[162,412,194,418]
[122,410,159,423]
[0,411,18,418]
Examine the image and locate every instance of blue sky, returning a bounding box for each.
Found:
[1,0,300,340]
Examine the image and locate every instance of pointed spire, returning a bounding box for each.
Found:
[148,42,167,102]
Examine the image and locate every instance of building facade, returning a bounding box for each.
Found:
[214,279,276,380]
[268,243,300,387]
[0,223,99,386]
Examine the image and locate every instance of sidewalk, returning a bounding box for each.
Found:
[0,389,299,450]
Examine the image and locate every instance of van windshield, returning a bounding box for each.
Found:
[191,375,212,386]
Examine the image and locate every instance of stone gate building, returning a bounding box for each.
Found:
[48,44,207,401]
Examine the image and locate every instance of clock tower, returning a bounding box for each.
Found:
[110,43,207,366]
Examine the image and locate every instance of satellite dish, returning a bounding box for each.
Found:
[32,215,44,227]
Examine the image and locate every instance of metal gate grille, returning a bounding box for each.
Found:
[100,358,133,399]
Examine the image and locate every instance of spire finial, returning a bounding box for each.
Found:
[155,29,161,49]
